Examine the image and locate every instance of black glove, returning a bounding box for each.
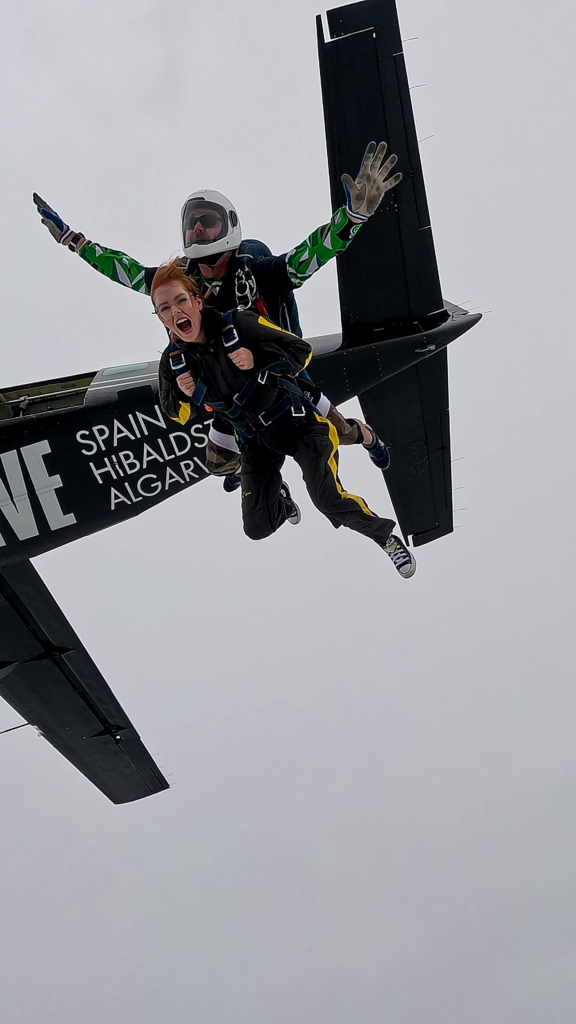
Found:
[341,141,402,222]
[32,193,86,252]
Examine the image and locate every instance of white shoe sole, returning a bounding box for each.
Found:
[384,536,417,578]
[287,504,301,525]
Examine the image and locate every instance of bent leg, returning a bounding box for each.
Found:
[292,414,395,546]
[206,439,241,476]
[325,402,362,446]
[321,400,390,469]
[240,445,286,541]
[206,421,241,476]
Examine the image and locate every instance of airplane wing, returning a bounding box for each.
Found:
[317,0,478,544]
[0,559,169,804]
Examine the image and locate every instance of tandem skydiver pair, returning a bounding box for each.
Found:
[32,143,392,489]
[33,141,417,577]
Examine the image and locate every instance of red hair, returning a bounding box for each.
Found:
[150,259,203,305]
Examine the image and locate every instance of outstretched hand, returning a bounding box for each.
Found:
[341,141,402,222]
[32,193,85,251]
[228,347,254,371]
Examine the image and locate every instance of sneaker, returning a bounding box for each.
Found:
[383,533,417,578]
[363,427,391,471]
[222,472,241,493]
[279,481,301,525]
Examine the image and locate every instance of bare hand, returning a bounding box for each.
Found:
[228,347,254,371]
[177,371,196,396]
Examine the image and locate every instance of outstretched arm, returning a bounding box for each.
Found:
[285,205,361,287]
[78,240,151,293]
[285,140,402,288]
[32,193,153,294]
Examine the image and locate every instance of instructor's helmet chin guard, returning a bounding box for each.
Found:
[181,189,242,261]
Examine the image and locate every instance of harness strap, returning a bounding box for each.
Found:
[231,359,293,409]
[221,310,242,354]
[190,379,208,407]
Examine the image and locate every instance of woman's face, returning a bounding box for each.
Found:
[153,281,204,344]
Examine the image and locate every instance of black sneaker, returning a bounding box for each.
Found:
[383,534,417,578]
[279,481,301,525]
[363,427,391,471]
[222,472,241,493]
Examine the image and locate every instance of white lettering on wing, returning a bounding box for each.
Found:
[73,406,211,517]
[190,423,209,447]
[75,429,98,456]
[0,450,39,546]
[20,441,77,531]
[113,420,136,447]
[110,487,132,510]
[0,441,78,547]
[137,475,162,497]
[142,443,163,468]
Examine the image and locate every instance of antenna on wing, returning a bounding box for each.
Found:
[0,722,30,736]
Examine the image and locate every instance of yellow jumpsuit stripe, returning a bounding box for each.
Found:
[257,315,299,337]
[257,315,313,370]
[315,412,376,517]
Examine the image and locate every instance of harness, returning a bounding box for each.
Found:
[234,253,258,311]
[234,250,270,321]
[187,356,315,445]
[233,242,299,333]
[167,244,311,440]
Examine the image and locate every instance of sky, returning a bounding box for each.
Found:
[1,0,575,1022]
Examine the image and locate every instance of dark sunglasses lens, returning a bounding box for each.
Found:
[193,214,220,228]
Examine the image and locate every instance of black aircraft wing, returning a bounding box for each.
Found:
[317,0,479,545]
[0,560,169,804]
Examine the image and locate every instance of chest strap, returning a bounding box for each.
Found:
[189,364,312,439]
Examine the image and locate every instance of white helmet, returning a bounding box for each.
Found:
[181,189,242,261]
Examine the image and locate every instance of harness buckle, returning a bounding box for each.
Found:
[257,370,269,385]
[169,351,186,373]
[222,324,240,349]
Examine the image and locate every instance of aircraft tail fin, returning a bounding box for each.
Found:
[317,0,444,342]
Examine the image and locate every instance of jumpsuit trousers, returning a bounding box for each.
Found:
[240,412,395,548]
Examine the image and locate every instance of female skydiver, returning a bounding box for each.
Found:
[32,142,396,487]
[151,261,416,579]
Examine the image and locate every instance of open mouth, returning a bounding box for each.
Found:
[175,317,192,334]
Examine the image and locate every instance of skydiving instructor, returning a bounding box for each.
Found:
[32,142,395,486]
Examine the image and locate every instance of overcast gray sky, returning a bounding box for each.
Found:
[1,0,575,1022]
